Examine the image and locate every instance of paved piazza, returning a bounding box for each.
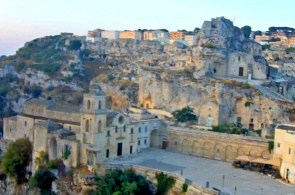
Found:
[109,148,295,195]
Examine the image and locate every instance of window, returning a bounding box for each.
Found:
[238,56,241,61]
[107,130,110,136]
[138,127,141,133]
[118,116,124,124]
[115,126,118,133]
[123,125,126,132]
[277,143,280,148]
[145,126,147,132]
[85,120,89,132]
[24,134,26,138]
[130,146,133,154]
[87,100,91,109]
[98,120,102,133]
[144,139,147,145]
[261,123,264,128]
[289,148,291,154]
[98,100,102,110]
[131,128,134,134]
[9,128,11,133]
[216,149,220,154]
[250,118,253,123]
[138,140,140,146]
[25,121,27,127]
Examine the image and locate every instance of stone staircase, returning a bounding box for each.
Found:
[255,85,291,102]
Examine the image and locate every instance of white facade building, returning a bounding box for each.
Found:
[143,31,169,41]
[184,35,197,46]
[101,31,120,40]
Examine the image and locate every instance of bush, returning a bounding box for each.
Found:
[268,141,274,152]
[108,74,115,81]
[244,101,252,107]
[1,138,32,184]
[29,168,57,194]
[182,183,188,193]
[68,40,82,50]
[172,106,197,123]
[94,169,152,195]
[156,172,176,195]
[242,82,251,89]
[203,43,216,49]
[24,86,42,98]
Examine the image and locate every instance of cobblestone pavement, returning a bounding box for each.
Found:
[109,148,295,195]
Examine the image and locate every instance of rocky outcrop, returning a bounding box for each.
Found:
[192,17,268,80]
[138,68,292,133]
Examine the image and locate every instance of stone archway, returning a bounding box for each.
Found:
[237,147,247,156]
[249,148,260,157]
[181,139,190,154]
[203,142,214,158]
[150,129,159,148]
[225,145,237,161]
[192,141,202,156]
[214,143,224,160]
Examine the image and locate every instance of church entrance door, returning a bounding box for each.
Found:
[117,143,123,156]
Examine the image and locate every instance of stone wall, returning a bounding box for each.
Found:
[167,126,270,161]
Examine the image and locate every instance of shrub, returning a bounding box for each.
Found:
[1,138,32,184]
[68,40,82,50]
[254,129,262,137]
[242,82,251,89]
[108,74,115,81]
[29,168,57,194]
[182,183,188,193]
[244,101,252,107]
[156,172,176,195]
[172,106,197,123]
[268,141,274,152]
[203,43,216,49]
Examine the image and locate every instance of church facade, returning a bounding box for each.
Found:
[3,81,162,170]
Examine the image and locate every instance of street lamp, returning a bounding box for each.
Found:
[222,175,225,189]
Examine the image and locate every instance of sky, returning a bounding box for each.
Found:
[1,0,294,56]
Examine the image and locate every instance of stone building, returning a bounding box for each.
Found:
[3,81,162,170]
[273,124,295,183]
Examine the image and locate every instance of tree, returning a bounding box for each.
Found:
[253,30,262,36]
[94,169,152,195]
[67,40,82,50]
[193,27,200,33]
[241,25,252,38]
[1,138,32,184]
[172,106,197,123]
[29,168,56,194]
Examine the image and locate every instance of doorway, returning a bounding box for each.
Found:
[162,141,168,150]
[286,168,289,181]
[117,143,123,156]
[239,67,244,76]
[130,146,133,154]
[106,149,109,158]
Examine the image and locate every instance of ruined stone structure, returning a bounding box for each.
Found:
[3,80,162,170]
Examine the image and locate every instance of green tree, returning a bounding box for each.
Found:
[241,25,252,38]
[68,40,82,50]
[29,168,56,194]
[172,106,197,123]
[1,138,32,184]
[94,169,152,195]
[155,172,176,195]
[193,27,200,33]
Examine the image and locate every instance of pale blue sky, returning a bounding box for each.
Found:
[1,0,294,55]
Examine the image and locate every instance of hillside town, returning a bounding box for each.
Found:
[1,16,295,194]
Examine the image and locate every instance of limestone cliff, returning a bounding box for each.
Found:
[139,68,292,133]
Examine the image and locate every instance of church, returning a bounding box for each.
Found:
[3,80,163,170]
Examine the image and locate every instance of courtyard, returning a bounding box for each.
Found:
[109,148,295,195]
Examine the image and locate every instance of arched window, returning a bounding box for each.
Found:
[98,120,102,133]
[85,120,89,132]
[98,100,102,110]
[87,100,91,110]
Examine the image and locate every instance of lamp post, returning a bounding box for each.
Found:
[222,175,225,189]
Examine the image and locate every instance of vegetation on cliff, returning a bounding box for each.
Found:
[1,138,32,184]
[172,106,197,123]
